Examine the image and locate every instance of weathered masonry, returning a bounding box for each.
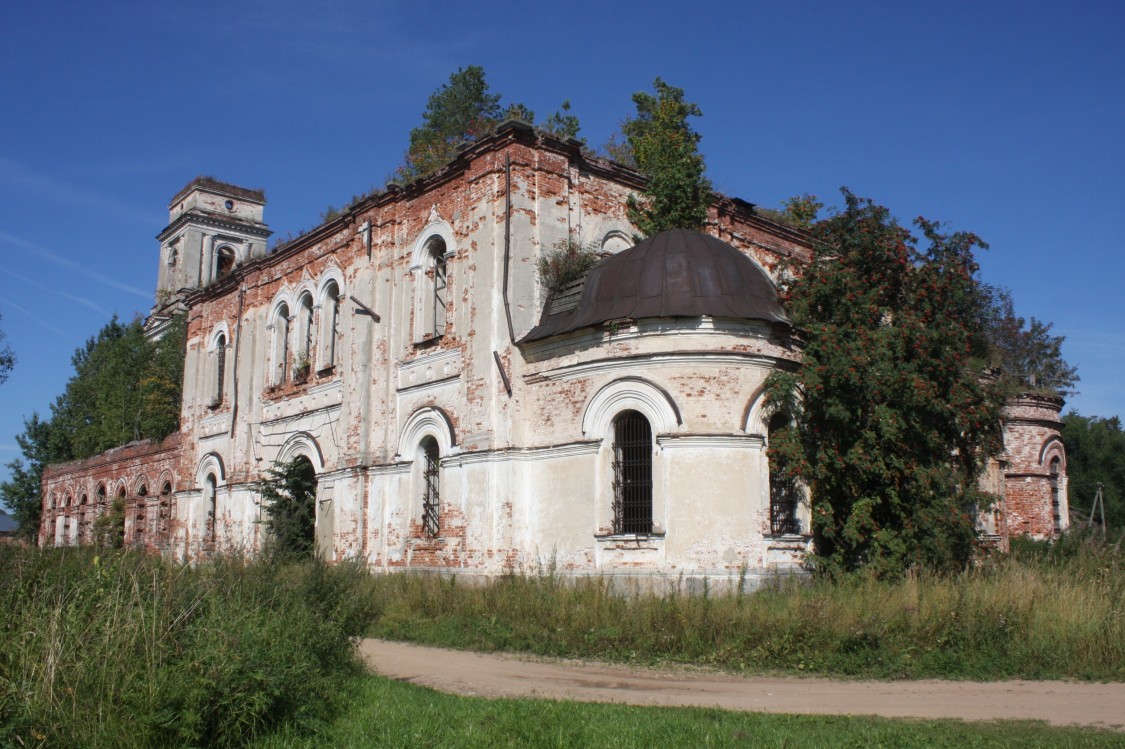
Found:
[40,122,1068,583]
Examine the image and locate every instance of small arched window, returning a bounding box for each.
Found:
[612,411,653,534]
[768,413,801,536]
[215,246,236,280]
[420,437,441,538]
[272,303,291,385]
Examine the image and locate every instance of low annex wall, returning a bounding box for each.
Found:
[40,434,184,549]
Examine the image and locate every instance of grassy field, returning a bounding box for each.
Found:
[368,535,1125,681]
[1,536,1121,747]
[250,673,1122,749]
[0,546,380,748]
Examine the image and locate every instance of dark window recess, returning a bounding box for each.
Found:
[215,334,226,405]
[1049,456,1061,532]
[612,411,653,534]
[422,438,440,538]
[768,414,801,535]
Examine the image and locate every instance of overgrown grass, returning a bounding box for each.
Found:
[368,534,1125,681]
[0,546,381,748]
[253,672,1122,748]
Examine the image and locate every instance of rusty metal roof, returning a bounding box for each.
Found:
[523,229,789,342]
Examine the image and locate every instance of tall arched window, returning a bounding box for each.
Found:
[420,436,441,538]
[271,303,291,385]
[205,473,218,546]
[1049,456,1062,533]
[295,292,314,379]
[415,236,448,342]
[78,493,89,542]
[134,484,148,547]
[159,481,172,539]
[768,413,801,536]
[321,281,341,369]
[213,332,227,406]
[612,410,652,534]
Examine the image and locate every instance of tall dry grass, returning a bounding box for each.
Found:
[369,534,1124,680]
[0,546,380,748]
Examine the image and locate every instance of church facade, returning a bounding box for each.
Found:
[39,123,1068,584]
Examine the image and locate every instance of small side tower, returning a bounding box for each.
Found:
[148,177,270,337]
[1000,393,1068,540]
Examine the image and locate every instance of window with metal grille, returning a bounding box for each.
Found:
[421,437,440,538]
[612,410,653,534]
[1049,456,1061,532]
[214,333,226,405]
[768,413,801,535]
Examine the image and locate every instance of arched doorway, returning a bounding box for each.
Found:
[261,455,317,558]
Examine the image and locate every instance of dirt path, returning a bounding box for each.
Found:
[360,639,1125,731]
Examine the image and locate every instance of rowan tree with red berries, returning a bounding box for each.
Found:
[765,190,1006,577]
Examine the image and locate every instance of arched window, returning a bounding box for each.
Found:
[134,484,148,547]
[160,481,172,539]
[420,436,441,538]
[205,473,218,546]
[612,411,652,534]
[415,236,448,342]
[294,292,314,379]
[212,332,227,406]
[271,303,291,385]
[215,246,236,280]
[321,281,341,369]
[78,493,89,542]
[1049,456,1062,533]
[768,413,801,536]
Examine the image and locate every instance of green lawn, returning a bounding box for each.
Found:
[252,674,1123,749]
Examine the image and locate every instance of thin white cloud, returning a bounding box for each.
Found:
[0,268,112,316]
[0,230,151,300]
[0,295,73,337]
[0,156,156,229]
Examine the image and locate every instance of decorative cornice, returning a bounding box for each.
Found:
[156,211,271,242]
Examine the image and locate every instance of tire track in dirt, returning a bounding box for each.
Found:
[360,639,1125,731]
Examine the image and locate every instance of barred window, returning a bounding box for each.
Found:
[612,410,652,534]
[214,333,226,405]
[768,413,801,535]
[421,437,440,538]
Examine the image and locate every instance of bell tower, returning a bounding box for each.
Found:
[148,177,270,337]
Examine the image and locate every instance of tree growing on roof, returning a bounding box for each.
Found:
[621,78,712,238]
[765,190,1006,577]
[395,66,534,182]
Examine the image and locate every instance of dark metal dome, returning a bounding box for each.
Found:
[523,229,788,342]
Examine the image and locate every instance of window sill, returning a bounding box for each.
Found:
[594,531,665,550]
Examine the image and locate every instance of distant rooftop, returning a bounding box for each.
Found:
[170,176,266,207]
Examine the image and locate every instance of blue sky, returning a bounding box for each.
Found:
[1,0,1122,491]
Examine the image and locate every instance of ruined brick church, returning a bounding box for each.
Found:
[40,122,1068,584]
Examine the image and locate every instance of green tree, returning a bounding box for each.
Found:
[765,190,1005,577]
[259,456,318,559]
[621,78,712,237]
[396,66,513,182]
[979,286,1078,396]
[1062,412,1125,534]
[541,99,583,142]
[1,315,185,538]
[0,310,14,385]
[0,413,55,539]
